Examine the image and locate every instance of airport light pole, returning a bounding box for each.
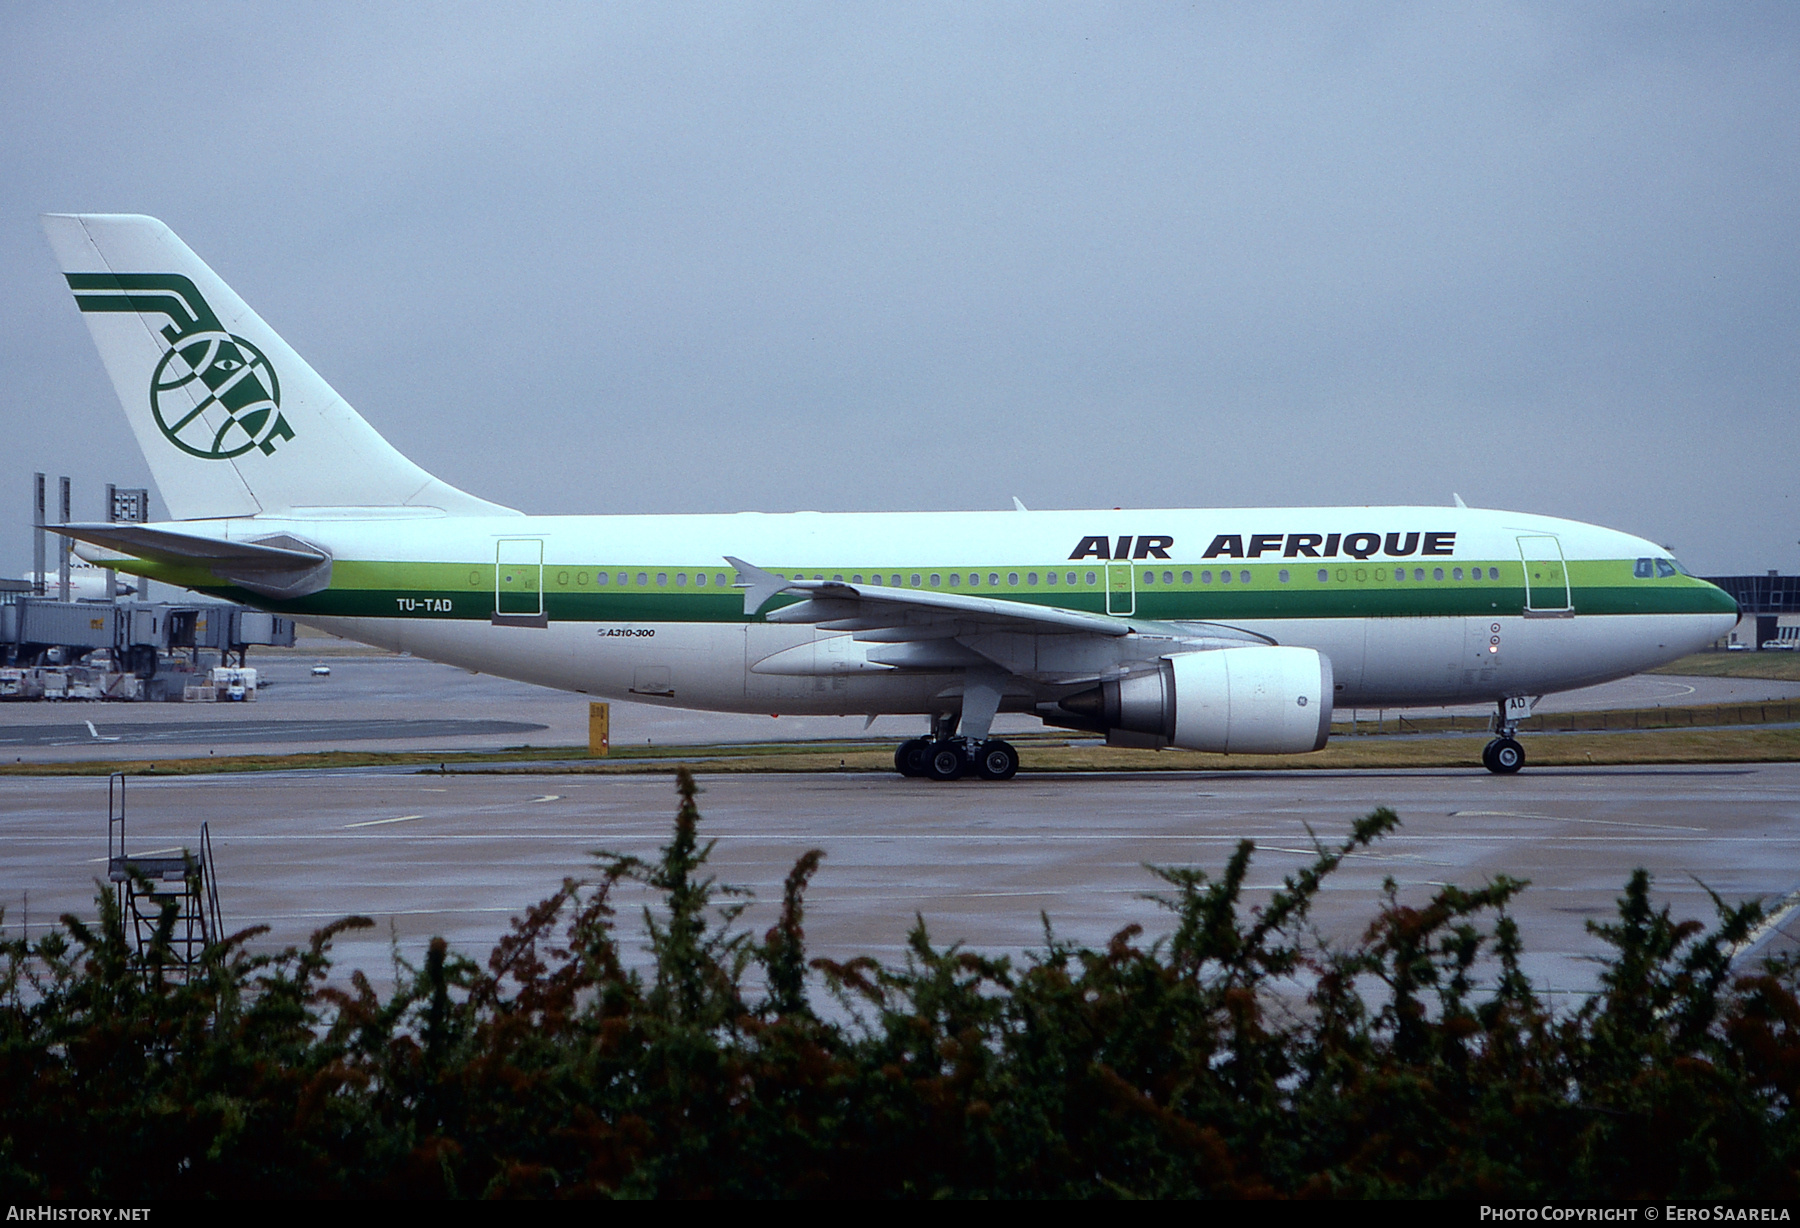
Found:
[58,476,70,603]
[32,473,45,597]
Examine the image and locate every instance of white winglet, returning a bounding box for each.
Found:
[725,556,795,616]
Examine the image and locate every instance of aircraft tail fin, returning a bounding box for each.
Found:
[41,214,515,522]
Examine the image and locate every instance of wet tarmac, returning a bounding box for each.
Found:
[6,764,1797,1001]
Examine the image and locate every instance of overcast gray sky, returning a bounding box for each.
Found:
[3,2,1794,574]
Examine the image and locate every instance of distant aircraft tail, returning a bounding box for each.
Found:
[41,214,514,522]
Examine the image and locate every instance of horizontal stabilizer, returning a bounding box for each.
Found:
[53,522,332,599]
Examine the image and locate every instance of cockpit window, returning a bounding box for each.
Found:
[1634,558,1654,579]
[1655,558,1678,579]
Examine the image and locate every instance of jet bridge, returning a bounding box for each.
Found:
[0,593,295,690]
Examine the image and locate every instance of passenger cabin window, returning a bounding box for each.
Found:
[1317,569,1329,583]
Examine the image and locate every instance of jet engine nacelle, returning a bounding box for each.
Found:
[1062,646,1334,754]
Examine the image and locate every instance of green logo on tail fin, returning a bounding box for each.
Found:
[66,273,295,460]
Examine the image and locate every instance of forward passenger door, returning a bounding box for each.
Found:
[1517,535,1572,617]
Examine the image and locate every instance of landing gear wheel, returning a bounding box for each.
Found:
[1486,737,1524,775]
[974,739,1019,781]
[895,738,930,777]
[925,742,966,781]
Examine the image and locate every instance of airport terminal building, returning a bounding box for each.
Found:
[1707,571,1800,650]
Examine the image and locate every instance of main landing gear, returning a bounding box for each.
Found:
[1482,699,1525,775]
[894,736,1020,781]
[895,712,1019,782]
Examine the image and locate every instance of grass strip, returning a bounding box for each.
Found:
[4,725,1797,778]
[1329,696,1800,737]
[1648,653,1800,682]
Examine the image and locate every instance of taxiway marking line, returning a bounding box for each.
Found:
[1449,810,1705,832]
[342,814,427,829]
[84,846,185,863]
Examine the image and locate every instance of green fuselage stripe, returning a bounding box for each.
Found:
[120,556,1738,623]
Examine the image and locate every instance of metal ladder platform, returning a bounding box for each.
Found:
[106,773,222,978]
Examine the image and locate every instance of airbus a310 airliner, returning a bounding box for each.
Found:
[40,215,1739,779]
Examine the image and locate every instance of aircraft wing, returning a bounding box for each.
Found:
[729,556,1132,635]
[727,556,1267,681]
[53,522,332,599]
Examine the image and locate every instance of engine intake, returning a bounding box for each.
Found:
[1059,646,1333,754]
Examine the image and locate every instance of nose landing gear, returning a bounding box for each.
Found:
[1482,698,1526,774]
[1482,736,1525,774]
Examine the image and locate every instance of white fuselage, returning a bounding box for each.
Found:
[158,503,1736,720]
